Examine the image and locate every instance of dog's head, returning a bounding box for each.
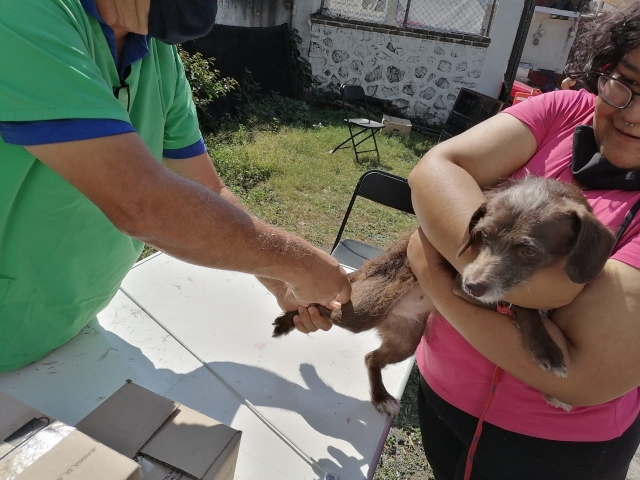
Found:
[456,177,616,304]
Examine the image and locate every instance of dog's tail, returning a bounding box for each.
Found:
[272,312,297,337]
[272,305,334,337]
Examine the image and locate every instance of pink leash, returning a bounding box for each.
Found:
[463,303,512,480]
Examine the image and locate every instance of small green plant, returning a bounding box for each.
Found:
[288,27,314,98]
[178,46,238,131]
[208,144,277,192]
[306,84,339,105]
[233,69,263,106]
[240,94,313,129]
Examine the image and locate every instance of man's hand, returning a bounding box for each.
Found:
[256,276,335,334]
[286,247,352,309]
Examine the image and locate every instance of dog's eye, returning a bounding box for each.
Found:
[521,247,537,257]
[480,231,488,239]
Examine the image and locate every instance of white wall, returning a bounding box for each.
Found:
[475,0,525,98]
[291,0,323,59]
[215,0,290,28]
[309,20,488,126]
[520,10,579,73]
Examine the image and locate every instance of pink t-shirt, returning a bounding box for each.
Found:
[416,89,640,442]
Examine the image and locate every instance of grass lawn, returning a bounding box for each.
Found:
[207,108,430,251]
[143,103,438,479]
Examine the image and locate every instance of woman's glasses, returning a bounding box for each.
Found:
[598,74,640,110]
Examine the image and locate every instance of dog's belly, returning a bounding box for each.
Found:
[390,284,434,320]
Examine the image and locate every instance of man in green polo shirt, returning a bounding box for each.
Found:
[0,0,351,371]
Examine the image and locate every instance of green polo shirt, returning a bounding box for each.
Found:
[0,0,203,370]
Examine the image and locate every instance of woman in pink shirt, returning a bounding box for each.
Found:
[406,4,640,479]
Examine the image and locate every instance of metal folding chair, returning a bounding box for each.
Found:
[330,84,384,162]
[331,170,414,270]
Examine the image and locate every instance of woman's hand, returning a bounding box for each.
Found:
[503,261,586,310]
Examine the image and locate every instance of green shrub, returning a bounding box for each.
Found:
[231,69,313,129]
[178,46,237,131]
[288,28,314,98]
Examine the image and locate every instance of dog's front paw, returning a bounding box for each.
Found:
[532,344,568,378]
[272,312,296,337]
[372,394,400,417]
[544,394,572,411]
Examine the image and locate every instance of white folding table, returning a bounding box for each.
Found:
[0,252,415,480]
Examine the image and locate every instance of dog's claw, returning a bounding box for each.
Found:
[536,359,567,378]
[547,364,568,378]
[532,344,567,378]
[373,396,400,417]
[535,356,568,378]
[544,394,572,411]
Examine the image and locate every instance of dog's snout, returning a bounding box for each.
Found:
[464,281,488,298]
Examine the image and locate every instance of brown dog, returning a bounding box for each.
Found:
[272,176,617,416]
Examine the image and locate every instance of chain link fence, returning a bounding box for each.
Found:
[320,0,496,36]
[536,0,585,11]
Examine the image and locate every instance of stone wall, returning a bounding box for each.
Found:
[309,16,490,127]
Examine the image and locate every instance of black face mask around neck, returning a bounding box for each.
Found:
[571,125,640,244]
[571,125,640,191]
[147,0,217,45]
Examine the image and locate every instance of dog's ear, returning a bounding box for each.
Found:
[565,208,617,284]
[457,203,487,257]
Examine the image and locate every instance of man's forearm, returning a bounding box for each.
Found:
[132,169,320,285]
[164,155,289,292]
[214,187,288,289]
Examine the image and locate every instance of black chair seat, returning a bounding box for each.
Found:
[346,118,385,129]
[330,170,415,271]
[332,239,383,271]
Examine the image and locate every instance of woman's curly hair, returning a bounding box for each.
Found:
[565,3,640,93]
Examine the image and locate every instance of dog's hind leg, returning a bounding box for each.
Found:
[511,306,568,378]
[366,312,427,417]
[366,286,432,416]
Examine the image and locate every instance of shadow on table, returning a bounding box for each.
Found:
[206,361,384,476]
[0,318,387,479]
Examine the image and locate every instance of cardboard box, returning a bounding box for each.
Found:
[381,115,412,137]
[0,391,140,480]
[76,381,242,480]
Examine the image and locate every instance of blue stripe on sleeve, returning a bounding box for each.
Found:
[163,138,207,159]
[0,119,135,146]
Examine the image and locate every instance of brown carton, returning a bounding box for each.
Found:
[381,115,412,137]
[0,391,140,480]
[76,382,241,480]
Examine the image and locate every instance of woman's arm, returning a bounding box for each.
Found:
[408,113,583,309]
[407,230,640,406]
